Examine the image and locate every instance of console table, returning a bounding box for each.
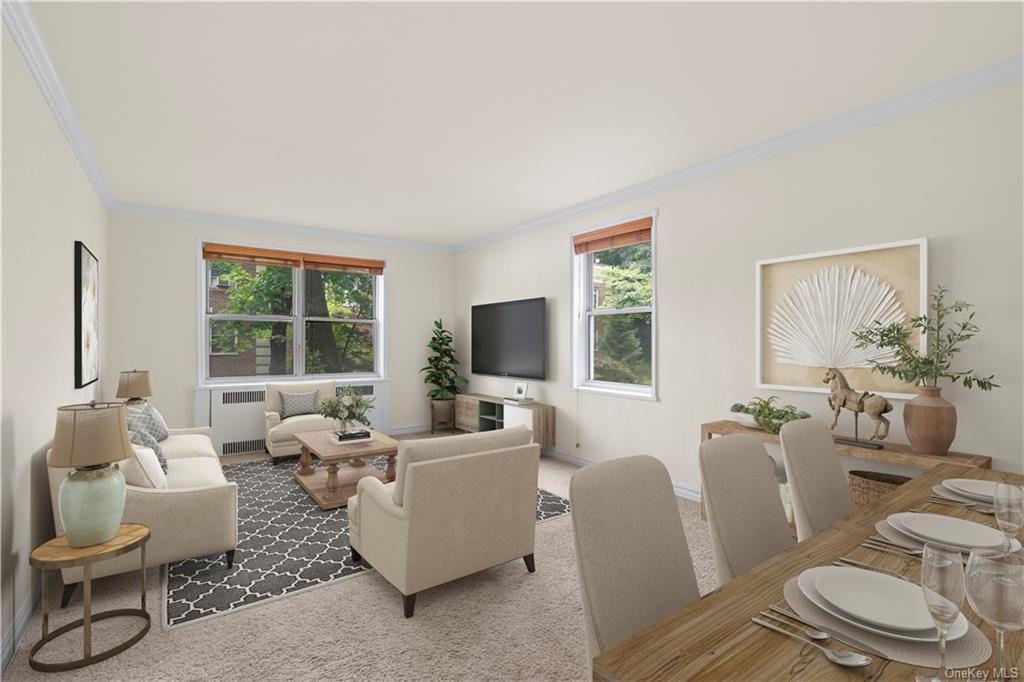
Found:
[454,393,555,449]
[700,419,992,471]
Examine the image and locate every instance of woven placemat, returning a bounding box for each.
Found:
[784,577,991,668]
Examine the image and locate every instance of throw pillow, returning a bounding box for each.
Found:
[126,402,170,442]
[121,445,168,489]
[280,390,319,420]
[129,428,167,472]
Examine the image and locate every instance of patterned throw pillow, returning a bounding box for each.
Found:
[126,402,170,442]
[129,429,167,472]
[280,390,319,420]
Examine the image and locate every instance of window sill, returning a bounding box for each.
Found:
[197,375,389,390]
[572,383,657,402]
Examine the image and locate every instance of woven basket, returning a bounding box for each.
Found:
[848,470,912,508]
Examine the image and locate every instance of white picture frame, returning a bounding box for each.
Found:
[512,382,529,399]
[755,238,928,400]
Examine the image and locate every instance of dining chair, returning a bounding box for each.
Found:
[779,419,854,541]
[699,434,795,583]
[570,455,700,658]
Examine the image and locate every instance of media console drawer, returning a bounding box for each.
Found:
[454,393,555,449]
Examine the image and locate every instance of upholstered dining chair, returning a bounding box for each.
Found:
[570,455,700,659]
[699,434,795,583]
[780,419,854,541]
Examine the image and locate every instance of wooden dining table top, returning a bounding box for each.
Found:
[593,463,1024,681]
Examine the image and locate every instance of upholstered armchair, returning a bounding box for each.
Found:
[348,427,540,617]
[264,380,339,462]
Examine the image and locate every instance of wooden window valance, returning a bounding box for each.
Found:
[573,217,652,255]
[202,243,384,274]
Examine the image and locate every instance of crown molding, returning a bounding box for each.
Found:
[6,0,1019,255]
[2,0,113,207]
[109,203,456,253]
[455,54,1023,253]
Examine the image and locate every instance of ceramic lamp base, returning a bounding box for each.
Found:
[58,464,126,547]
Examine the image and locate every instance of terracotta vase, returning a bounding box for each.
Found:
[903,386,957,456]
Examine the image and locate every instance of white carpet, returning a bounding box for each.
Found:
[5,457,718,681]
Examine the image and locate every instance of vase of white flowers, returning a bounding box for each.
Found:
[319,387,374,434]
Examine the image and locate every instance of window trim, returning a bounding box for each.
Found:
[196,238,387,386]
[570,211,658,401]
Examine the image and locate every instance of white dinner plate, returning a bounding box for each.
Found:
[877,519,1021,554]
[796,567,968,643]
[943,479,998,503]
[888,512,1007,551]
[932,484,979,504]
[814,568,934,631]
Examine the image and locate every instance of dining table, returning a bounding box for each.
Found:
[592,463,1024,681]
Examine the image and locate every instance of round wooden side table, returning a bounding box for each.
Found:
[29,523,151,672]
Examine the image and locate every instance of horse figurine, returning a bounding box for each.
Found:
[823,367,893,441]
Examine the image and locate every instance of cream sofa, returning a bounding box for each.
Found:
[265,380,339,462]
[348,427,540,617]
[47,426,237,605]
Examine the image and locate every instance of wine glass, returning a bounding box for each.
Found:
[965,549,1024,680]
[916,544,965,682]
[994,483,1024,547]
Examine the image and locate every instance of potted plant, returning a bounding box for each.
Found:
[731,397,810,434]
[853,285,998,456]
[419,319,467,433]
[319,386,374,434]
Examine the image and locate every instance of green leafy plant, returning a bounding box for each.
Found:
[319,386,374,430]
[419,319,467,400]
[852,285,998,391]
[732,397,810,434]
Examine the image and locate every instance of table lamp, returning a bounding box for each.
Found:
[50,402,134,547]
[116,369,152,404]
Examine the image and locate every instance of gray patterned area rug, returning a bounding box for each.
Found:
[165,459,571,627]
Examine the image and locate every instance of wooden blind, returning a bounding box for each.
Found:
[302,254,385,276]
[573,217,652,255]
[202,242,304,268]
[202,242,385,274]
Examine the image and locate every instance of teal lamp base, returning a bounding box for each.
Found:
[58,464,126,547]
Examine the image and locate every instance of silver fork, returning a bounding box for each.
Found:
[834,557,919,584]
[750,618,872,667]
[861,540,922,558]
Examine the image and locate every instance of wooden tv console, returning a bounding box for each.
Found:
[454,393,555,449]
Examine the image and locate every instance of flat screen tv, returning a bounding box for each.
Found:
[471,298,546,380]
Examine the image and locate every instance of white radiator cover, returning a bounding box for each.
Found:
[194,380,390,457]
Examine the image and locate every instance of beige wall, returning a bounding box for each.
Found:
[105,212,455,430]
[1,31,110,655]
[455,83,1024,488]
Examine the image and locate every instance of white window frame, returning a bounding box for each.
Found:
[570,211,658,401]
[197,239,387,386]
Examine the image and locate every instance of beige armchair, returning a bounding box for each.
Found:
[265,380,339,462]
[47,424,237,606]
[348,427,540,617]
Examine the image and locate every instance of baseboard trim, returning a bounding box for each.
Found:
[1,580,41,674]
[387,424,432,436]
[673,483,702,502]
[544,449,702,503]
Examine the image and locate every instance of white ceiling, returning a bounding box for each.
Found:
[27,2,1023,247]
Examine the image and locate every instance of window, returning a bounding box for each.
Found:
[202,242,384,381]
[571,216,656,398]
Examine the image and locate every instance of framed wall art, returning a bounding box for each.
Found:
[75,240,100,388]
[755,238,927,399]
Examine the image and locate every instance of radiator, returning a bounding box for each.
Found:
[197,381,389,457]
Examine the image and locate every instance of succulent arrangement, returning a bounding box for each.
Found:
[319,386,374,432]
[731,396,810,434]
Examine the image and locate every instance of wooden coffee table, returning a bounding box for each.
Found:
[293,430,399,510]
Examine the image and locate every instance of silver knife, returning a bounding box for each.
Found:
[767,604,890,660]
[834,557,918,583]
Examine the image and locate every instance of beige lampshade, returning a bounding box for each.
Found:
[50,402,134,468]
[116,369,152,399]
